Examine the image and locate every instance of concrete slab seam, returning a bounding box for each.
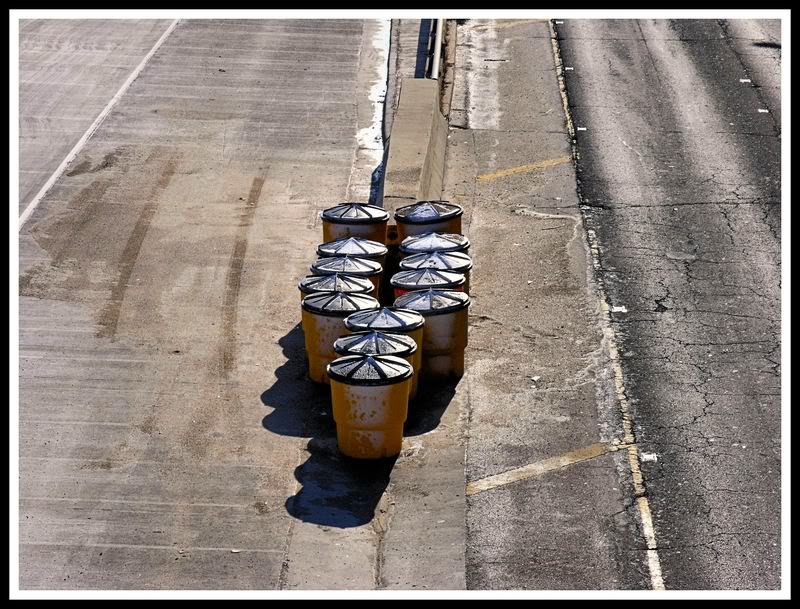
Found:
[549,19,666,592]
[18,19,180,229]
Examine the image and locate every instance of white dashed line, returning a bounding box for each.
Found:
[18,19,180,229]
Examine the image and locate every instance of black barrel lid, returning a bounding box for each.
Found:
[333,331,417,358]
[399,250,473,273]
[298,273,375,296]
[327,354,413,386]
[310,255,382,277]
[394,200,463,224]
[321,203,390,224]
[398,232,470,255]
[302,292,380,317]
[317,236,388,259]
[394,289,471,316]
[390,268,466,290]
[344,306,425,332]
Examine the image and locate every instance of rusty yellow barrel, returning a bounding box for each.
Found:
[321,203,390,244]
[399,250,473,292]
[343,307,425,388]
[394,201,463,241]
[327,354,413,459]
[333,330,419,399]
[390,268,466,300]
[301,292,380,384]
[298,273,375,302]
[310,255,383,301]
[394,289,470,379]
[316,236,388,271]
[398,232,470,260]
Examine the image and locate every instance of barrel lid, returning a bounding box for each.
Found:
[327,354,413,386]
[394,289,470,316]
[298,273,374,296]
[399,251,473,273]
[399,232,470,255]
[321,203,390,224]
[302,292,380,317]
[334,331,417,358]
[344,306,425,332]
[390,269,466,290]
[310,255,382,277]
[317,236,388,259]
[395,201,463,224]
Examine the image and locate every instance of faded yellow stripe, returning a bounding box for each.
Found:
[477,156,571,182]
[472,20,546,31]
[466,442,612,496]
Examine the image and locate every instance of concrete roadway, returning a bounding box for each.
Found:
[18,19,173,214]
[556,19,781,589]
[18,18,403,589]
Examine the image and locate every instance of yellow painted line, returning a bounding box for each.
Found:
[472,19,546,31]
[476,156,571,182]
[466,442,613,496]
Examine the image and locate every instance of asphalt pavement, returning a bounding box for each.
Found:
[556,19,781,590]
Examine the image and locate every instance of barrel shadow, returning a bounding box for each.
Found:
[261,323,396,528]
[285,437,396,528]
[405,378,458,436]
[260,323,330,438]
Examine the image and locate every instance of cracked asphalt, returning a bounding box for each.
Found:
[556,19,781,589]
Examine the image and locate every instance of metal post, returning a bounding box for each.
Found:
[430,18,444,80]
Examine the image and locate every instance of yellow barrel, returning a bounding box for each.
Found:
[298,273,374,301]
[310,255,383,301]
[390,268,466,300]
[343,307,425,387]
[399,250,473,292]
[301,292,380,384]
[327,354,413,459]
[320,203,390,244]
[394,201,463,241]
[316,236,388,272]
[333,330,419,399]
[394,289,471,379]
[398,232,470,261]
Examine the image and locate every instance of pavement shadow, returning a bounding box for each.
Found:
[404,378,459,436]
[261,323,398,528]
[415,19,433,78]
[260,323,331,438]
[286,437,396,527]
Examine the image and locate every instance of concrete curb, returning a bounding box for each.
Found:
[381,19,454,217]
[383,79,448,212]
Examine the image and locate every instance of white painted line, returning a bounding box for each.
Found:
[18,19,180,230]
[549,20,666,591]
[740,78,752,83]
[758,108,770,113]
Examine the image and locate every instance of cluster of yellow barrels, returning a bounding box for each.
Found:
[299,201,472,459]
